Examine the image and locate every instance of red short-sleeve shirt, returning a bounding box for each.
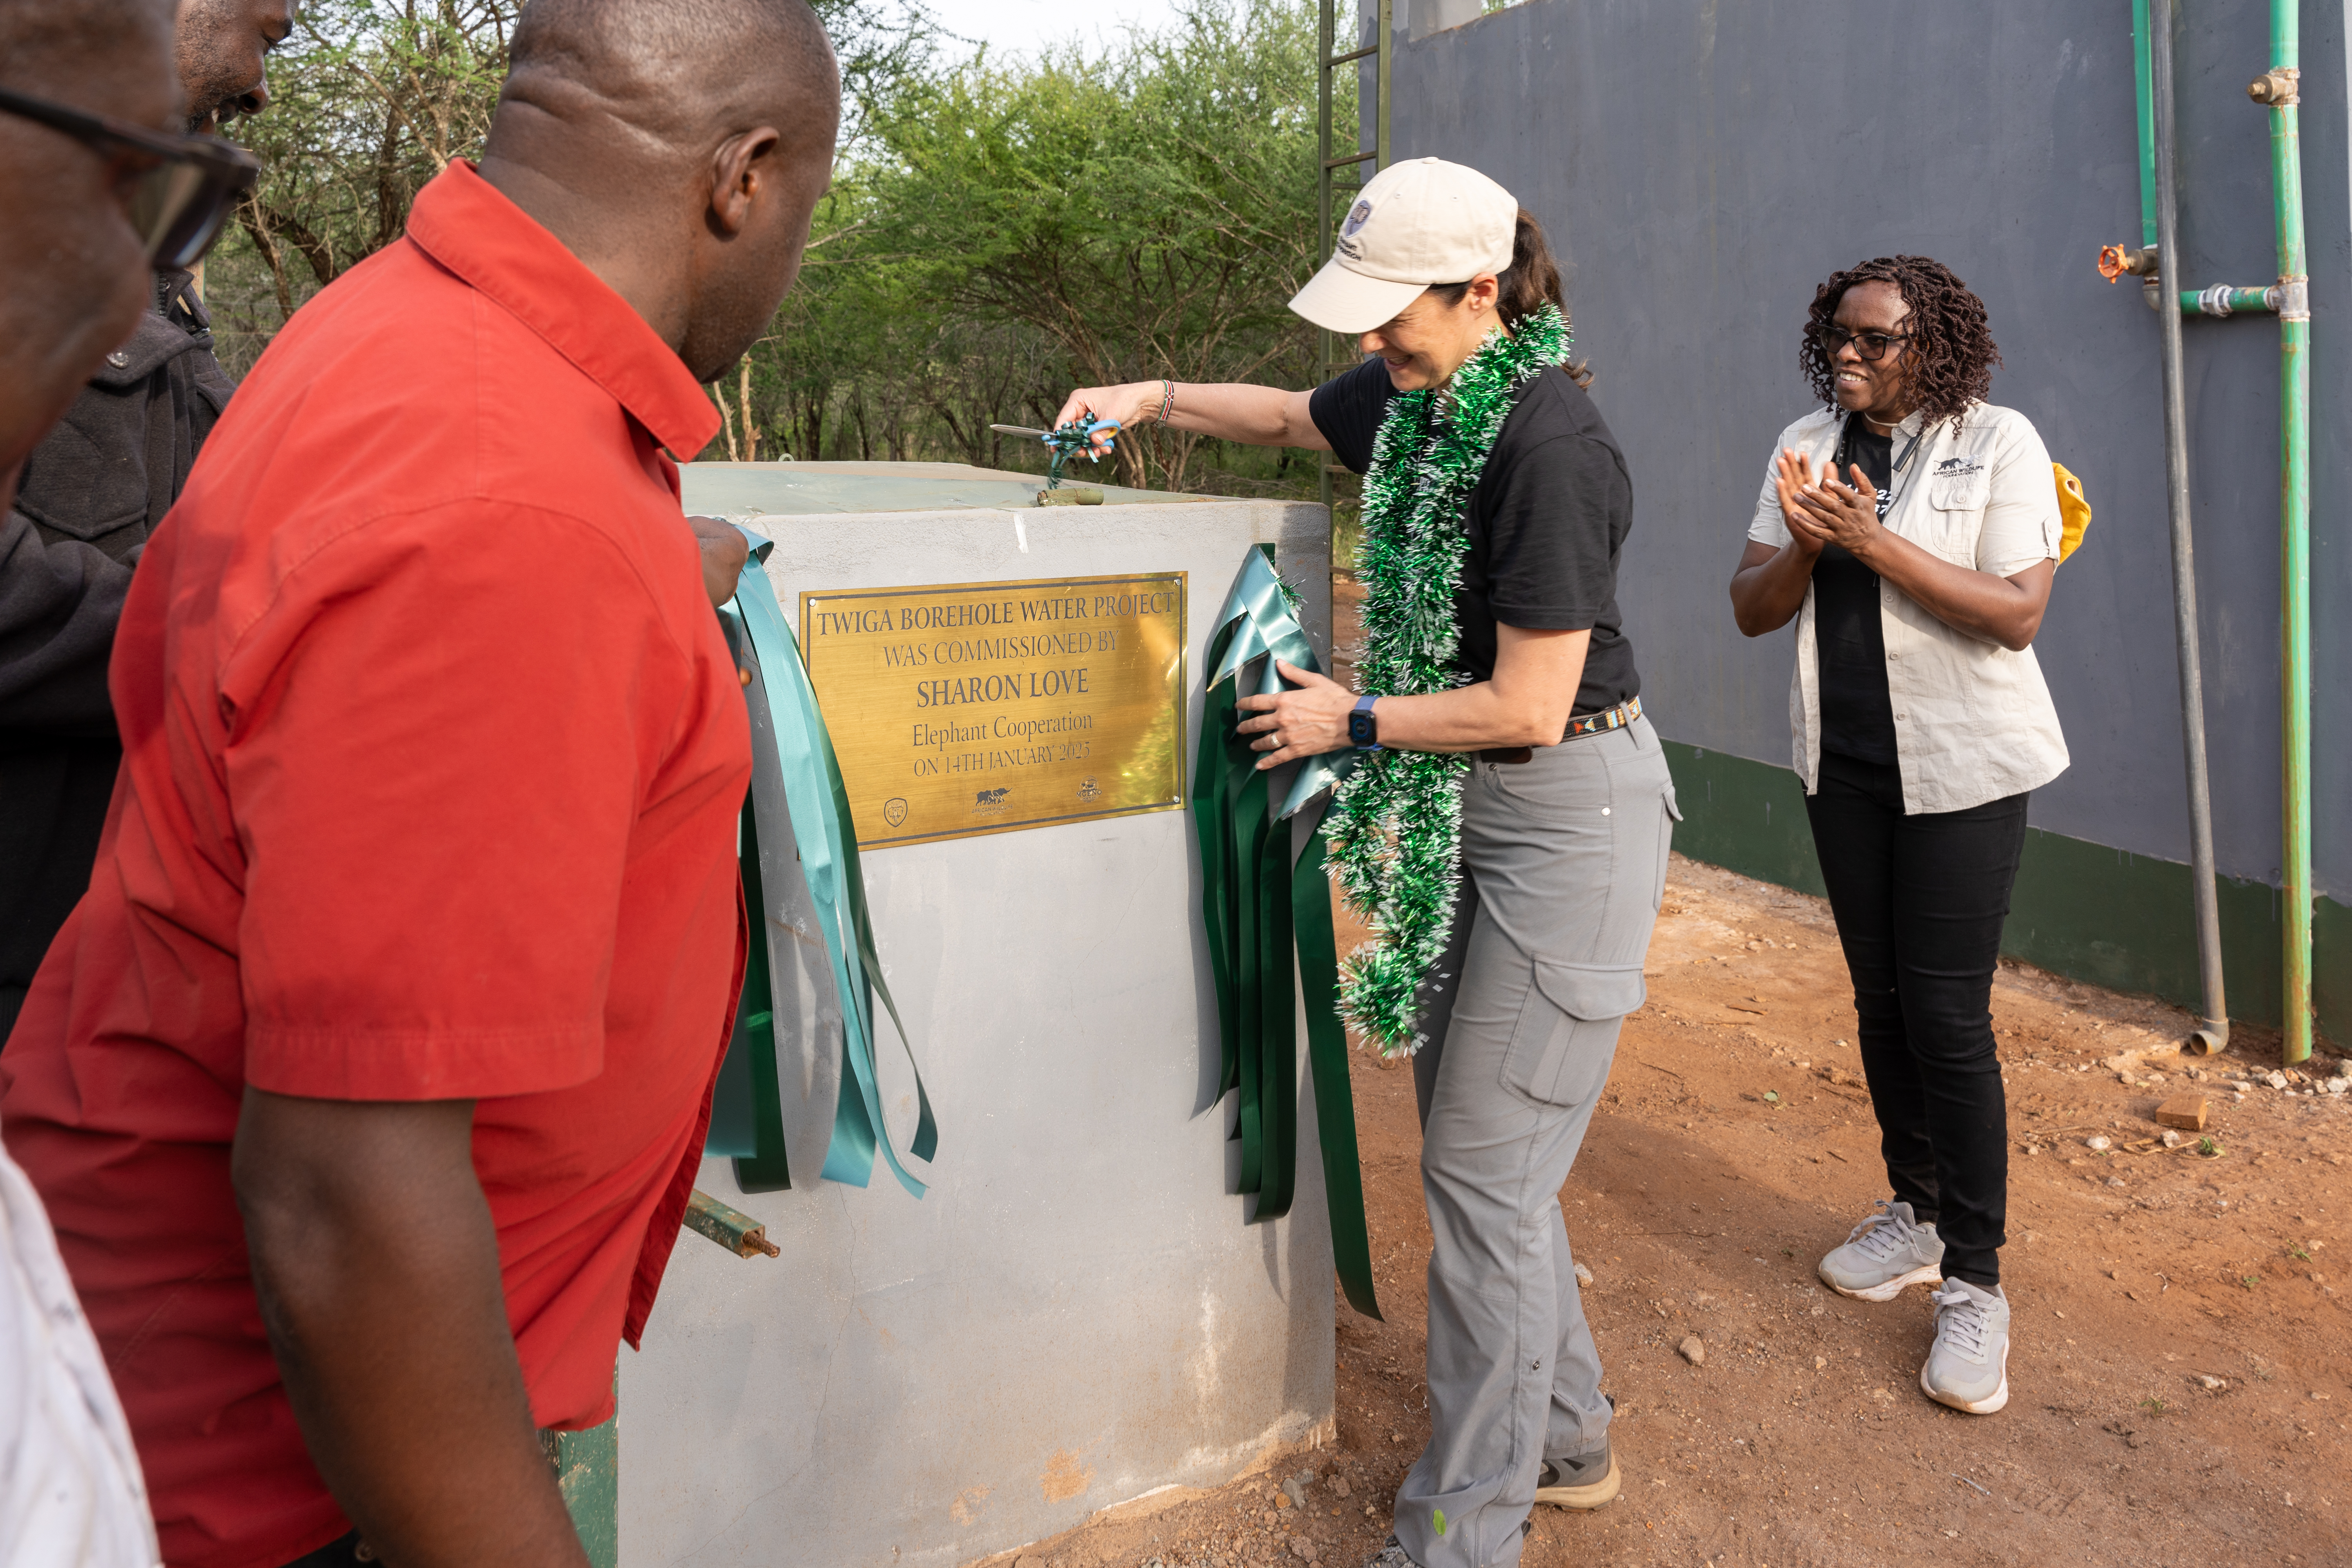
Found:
[0,163,749,1568]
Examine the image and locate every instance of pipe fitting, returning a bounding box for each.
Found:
[2276,275,2310,322]
[2249,67,2300,106]
[2198,284,2237,318]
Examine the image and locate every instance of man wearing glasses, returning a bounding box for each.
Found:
[0,1,263,1561]
[0,0,287,1044]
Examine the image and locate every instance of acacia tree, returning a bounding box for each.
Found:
[842,0,1328,491]
[205,0,935,372]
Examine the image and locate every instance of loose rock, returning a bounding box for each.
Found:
[1573,1261,1595,1287]
[2086,1135,2113,1152]
[2199,1375,2227,1391]
[1331,1475,1352,1500]
[1290,1539,1319,1563]
[1679,1336,1707,1366]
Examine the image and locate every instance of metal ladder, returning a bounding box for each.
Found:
[1316,0,1390,517]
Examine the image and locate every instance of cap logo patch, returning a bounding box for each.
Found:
[1342,199,1374,237]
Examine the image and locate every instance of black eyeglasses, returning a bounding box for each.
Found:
[1813,325,1914,363]
[0,86,261,269]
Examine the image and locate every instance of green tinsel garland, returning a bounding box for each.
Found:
[1325,303,1573,1054]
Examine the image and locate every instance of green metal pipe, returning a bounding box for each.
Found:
[2265,0,2314,1062]
[2133,0,2158,247]
[2176,284,2282,314]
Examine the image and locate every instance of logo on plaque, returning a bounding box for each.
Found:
[800,572,1187,848]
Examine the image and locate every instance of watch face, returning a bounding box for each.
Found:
[1348,709,1376,745]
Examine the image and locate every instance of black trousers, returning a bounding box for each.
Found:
[1804,750,2027,1288]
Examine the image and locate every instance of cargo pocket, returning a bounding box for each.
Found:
[1499,960,1648,1107]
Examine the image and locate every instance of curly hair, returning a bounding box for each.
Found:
[1800,255,2001,434]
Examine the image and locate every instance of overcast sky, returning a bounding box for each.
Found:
[924,0,1198,60]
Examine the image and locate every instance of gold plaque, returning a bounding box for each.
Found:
[799,573,1188,848]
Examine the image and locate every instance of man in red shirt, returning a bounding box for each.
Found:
[0,2,839,1563]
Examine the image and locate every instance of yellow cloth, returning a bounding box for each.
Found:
[2053,462,2092,563]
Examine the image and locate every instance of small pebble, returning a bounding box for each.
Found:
[2199,1375,2227,1391]
[2086,1135,2113,1152]
[1573,1261,1595,1287]
[1678,1336,1707,1367]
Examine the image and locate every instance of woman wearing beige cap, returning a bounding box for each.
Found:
[1060,158,1674,1568]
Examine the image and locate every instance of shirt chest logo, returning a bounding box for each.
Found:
[1934,456,1987,479]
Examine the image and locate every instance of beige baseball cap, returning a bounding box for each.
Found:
[1288,158,1518,335]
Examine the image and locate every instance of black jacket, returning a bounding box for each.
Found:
[0,272,233,1038]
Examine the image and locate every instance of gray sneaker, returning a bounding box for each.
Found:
[1817,1199,1944,1301]
[1361,1535,1417,1568]
[1920,1278,2011,1414]
[1535,1442,1621,1509]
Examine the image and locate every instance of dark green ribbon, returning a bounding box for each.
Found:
[1194,547,1379,1320]
[707,530,937,1198]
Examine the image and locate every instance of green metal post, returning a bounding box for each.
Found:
[2132,0,2158,247]
[554,1416,620,1568]
[1376,0,1392,169]
[2265,0,2314,1062]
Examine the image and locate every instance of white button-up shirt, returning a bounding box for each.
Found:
[2,1145,160,1568]
[1748,401,2069,815]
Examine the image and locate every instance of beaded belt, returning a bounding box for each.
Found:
[1475,694,1643,766]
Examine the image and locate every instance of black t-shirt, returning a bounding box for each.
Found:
[1813,418,1897,764]
[1309,356,1640,716]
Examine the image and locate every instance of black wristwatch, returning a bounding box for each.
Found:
[1348,693,1383,750]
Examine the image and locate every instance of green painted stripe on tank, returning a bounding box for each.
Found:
[1658,741,2345,1044]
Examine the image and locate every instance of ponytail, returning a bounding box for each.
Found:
[1430,208,1592,388]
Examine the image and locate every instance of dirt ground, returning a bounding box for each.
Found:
[977,854,2352,1568]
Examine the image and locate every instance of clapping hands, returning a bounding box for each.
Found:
[1773,447,1883,559]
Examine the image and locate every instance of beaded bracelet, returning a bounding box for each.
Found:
[1156,378,1176,425]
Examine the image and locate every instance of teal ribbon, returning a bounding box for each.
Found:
[1195,546,1379,1319]
[713,528,938,1198]
[1208,549,1359,821]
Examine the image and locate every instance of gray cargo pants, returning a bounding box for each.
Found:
[1392,716,1677,1568]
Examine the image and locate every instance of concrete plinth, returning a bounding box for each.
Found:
[617,474,1336,1567]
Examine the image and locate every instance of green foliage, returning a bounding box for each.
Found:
[201,0,1335,505]
[204,0,518,370]
[740,0,1335,497]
